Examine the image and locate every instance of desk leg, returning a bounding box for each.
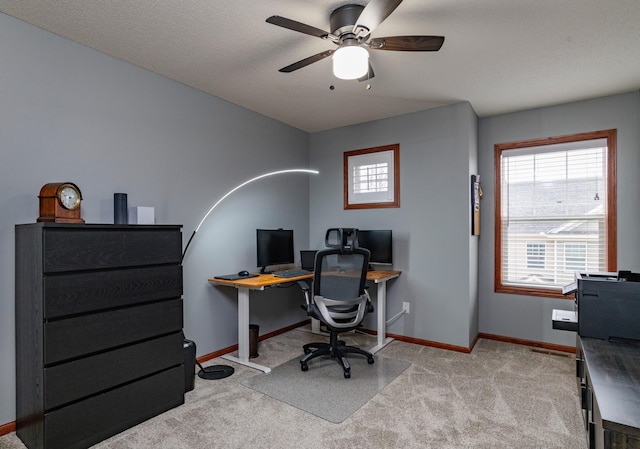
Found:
[369,280,394,354]
[311,318,321,334]
[221,286,271,374]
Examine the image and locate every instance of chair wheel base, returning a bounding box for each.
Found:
[344,371,351,379]
[367,357,375,364]
[301,362,308,371]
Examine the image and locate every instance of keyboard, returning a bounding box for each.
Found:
[272,269,312,278]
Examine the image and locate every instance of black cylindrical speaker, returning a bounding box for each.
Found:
[114,193,128,224]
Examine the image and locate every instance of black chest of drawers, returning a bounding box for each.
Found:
[15,223,185,449]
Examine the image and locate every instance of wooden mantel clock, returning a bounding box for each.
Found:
[37,182,85,223]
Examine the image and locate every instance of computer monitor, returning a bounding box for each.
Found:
[256,229,295,273]
[356,230,393,266]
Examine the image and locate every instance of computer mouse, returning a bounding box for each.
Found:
[238,270,250,277]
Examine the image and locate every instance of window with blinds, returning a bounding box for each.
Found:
[494,130,617,298]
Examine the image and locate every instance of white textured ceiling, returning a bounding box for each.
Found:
[1,0,639,132]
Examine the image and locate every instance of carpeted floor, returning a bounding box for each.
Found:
[0,328,587,449]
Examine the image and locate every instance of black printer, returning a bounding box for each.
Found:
[554,271,640,340]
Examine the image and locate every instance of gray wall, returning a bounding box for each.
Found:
[0,13,310,426]
[477,92,640,346]
[309,102,479,349]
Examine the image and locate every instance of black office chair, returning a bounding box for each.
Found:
[298,243,374,378]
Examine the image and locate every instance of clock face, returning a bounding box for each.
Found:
[59,185,81,210]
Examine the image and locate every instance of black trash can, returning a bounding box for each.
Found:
[183,339,196,392]
[249,324,259,358]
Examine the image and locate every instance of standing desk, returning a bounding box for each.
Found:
[208,269,401,373]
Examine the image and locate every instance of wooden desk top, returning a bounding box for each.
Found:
[366,269,402,283]
[209,272,311,290]
[209,269,401,290]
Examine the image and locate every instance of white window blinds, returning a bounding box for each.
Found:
[499,138,609,290]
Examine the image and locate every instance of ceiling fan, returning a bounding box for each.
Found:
[266,0,444,81]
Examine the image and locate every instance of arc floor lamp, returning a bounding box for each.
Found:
[182,168,319,379]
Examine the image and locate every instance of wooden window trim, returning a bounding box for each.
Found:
[344,144,400,210]
[494,129,617,299]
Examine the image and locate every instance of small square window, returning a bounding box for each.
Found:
[344,144,399,209]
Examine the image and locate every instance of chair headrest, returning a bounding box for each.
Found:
[325,228,358,253]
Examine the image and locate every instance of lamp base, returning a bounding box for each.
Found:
[198,364,235,380]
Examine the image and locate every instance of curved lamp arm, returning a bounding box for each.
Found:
[181,168,319,262]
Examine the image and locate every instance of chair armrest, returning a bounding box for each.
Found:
[364,287,374,313]
[296,280,310,292]
[297,280,312,308]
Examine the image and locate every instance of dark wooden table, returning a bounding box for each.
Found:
[581,337,640,447]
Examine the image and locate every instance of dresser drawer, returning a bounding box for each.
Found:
[42,227,181,273]
[44,299,183,364]
[44,265,183,319]
[44,366,184,449]
[44,332,183,410]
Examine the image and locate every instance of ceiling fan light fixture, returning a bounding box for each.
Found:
[332,45,369,80]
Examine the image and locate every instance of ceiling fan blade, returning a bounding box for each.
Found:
[369,35,445,51]
[278,50,335,73]
[266,16,330,39]
[358,63,375,82]
[353,0,403,37]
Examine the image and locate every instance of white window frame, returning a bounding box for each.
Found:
[564,242,587,272]
[526,242,546,270]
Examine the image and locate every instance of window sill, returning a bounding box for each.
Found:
[495,285,571,300]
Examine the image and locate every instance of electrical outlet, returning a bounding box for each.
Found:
[402,302,410,314]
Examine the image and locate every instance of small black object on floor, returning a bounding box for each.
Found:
[184,335,234,381]
[197,363,235,380]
